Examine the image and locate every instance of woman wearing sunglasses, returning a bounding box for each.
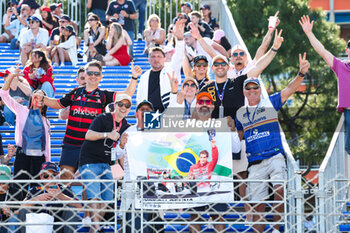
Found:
[183,55,210,90]
[0,66,51,200]
[168,70,199,119]
[84,13,106,62]
[51,25,78,66]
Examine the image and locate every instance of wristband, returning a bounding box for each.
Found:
[298,71,306,77]
[271,48,278,52]
[171,91,178,94]
[131,76,138,80]
[104,132,107,138]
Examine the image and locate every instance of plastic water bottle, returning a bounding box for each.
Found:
[88,36,94,45]
[32,38,37,49]
[119,14,124,25]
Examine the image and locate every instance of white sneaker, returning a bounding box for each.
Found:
[137,33,143,41]
[60,63,65,67]
[81,216,92,227]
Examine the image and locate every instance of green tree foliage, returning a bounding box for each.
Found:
[227,0,346,165]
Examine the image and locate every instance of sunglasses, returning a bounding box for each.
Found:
[59,20,68,23]
[232,51,245,57]
[42,173,56,179]
[29,21,38,24]
[184,83,197,88]
[116,101,131,109]
[86,71,101,77]
[198,99,211,105]
[178,16,185,19]
[88,18,97,22]
[245,85,260,90]
[195,62,208,67]
[213,62,228,67]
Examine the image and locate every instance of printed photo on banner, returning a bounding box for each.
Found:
[125,121,233,209]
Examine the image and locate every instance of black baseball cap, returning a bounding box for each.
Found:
[136,100,154,111]
[193,55,208,64]
[59,15,71,22]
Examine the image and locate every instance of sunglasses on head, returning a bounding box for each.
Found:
[42,173,56,179]
[232,51,245,57]
[86,71,101,77]
[245,85,260,90]
[198,99,211,105]
[195,62,208,67]
[184,83,197,88]
[213,62,227,67]
[116,101,131,109]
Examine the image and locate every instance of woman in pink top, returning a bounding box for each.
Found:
[0,68,51,200]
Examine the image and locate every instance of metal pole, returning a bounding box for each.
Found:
[329,0,335,22]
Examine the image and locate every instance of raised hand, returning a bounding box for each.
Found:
[131,62,142,78]
[268,11,280,31]
[299,15,314,35]
[272,29,284,50]
[172,19,185,40]
[167,71,179,93]
[188,22,201,40]
[299,52,310,74]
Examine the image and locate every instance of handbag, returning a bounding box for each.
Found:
[22,108,46,156]
[26,212,54,233]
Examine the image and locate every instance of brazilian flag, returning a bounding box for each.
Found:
[164,148,199,177]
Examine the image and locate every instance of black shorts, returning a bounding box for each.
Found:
[59,144,81,168]
[187,203,228,215]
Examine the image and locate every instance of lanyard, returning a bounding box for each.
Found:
[112,113,123,147]
[214,79,228,105]
[80,88,96,108]
[198,78,206,88]
[246,102,260,125]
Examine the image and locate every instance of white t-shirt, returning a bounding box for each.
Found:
[2,14,17,37]
[20,28,49,48]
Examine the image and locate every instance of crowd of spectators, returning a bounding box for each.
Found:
[0,1,349,233]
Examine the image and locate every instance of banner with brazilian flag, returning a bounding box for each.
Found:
[125,129,234,209]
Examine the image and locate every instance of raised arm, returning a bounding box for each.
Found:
[281,52,310,103]
[189,23,217,58]
[121,63,142,97]
[254,11,280,61]
[299,15,334,67]
[247,29,284,78]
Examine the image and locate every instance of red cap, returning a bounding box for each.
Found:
[0,69,11,77]
[41,6,51,12]
[196,92,214,102]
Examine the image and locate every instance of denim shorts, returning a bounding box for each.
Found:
[59,144,81,168]
[79,163,114,200]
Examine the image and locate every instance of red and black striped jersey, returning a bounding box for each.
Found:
[58,87,117,147]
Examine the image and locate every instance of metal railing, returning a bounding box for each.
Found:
[318,113,347,232]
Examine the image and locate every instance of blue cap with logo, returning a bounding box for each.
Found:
[243,78,260,88]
